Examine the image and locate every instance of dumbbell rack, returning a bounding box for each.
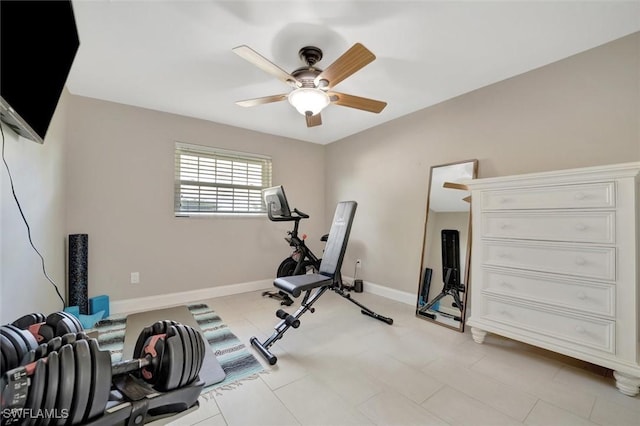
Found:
[83,376,203,426]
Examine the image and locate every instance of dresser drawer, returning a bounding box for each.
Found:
[484,298,615,353]
[481,182,615,210]
[481,211,615,244]
[481,268,614,317]
[482,240,615,281]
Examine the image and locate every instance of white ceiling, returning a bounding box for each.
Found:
[67,1,640,145]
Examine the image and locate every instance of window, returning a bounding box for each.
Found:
[174,142,272,215]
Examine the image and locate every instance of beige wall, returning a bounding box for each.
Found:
[65,96,325,302]
[1,92,70,323]
[326,32,640,296]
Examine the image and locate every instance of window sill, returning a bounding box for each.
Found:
[174,212,266,219]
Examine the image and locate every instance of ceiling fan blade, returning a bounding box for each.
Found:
[232,45,300,88]
[329,92,387,113]
[236,94,288,107]
[462,195,472,203]
[305,112,322,127]
[315,43,375,89]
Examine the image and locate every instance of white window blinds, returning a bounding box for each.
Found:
[174,142,272,214]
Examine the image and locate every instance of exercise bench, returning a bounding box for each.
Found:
[250,201,393,365]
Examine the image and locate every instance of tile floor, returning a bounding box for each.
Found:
[163,290,639,426]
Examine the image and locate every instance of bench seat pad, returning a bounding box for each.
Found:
[274,273,333,298]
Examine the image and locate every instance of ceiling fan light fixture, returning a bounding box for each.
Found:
[288,88,330,116]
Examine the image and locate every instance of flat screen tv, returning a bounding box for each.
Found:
[0,0,80,144]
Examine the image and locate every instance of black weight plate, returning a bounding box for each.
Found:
[47,337,62,355]
[24,359,46,426]
[133,325,154,360]
[193,327,205,378]
[59,312,83,333]
[75,332,89,341]
[173,325,192,387]
[1,326,29,365]
[185,325,199,384]
[69,340,91,425]
[21,349,36,366]
[5,325,38,353]
[35,343,48,360]
[160,326,183,391]
[36,324,55,344]
[186,326,201,384]
[61,333,77,346]
[40,351,59,426]
[55,344,75,426]
[11,313,43,330]
[85,339,111,423]
[1,334,18,372]
[185,327,199,383]
[46,313,76,337]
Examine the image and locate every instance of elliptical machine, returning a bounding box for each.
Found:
[262,186,326,306]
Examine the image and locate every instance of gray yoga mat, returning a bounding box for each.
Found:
[121,305,226,386]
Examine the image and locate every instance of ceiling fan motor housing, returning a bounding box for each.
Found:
[299,46,323,66]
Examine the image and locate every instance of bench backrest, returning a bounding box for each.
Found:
[319,201,357,278]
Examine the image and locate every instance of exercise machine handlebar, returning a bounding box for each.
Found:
[267,206,309,222]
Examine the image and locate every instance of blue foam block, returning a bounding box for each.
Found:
[64,305,80,318]
[89,295,110,319]
[79,311,105,329]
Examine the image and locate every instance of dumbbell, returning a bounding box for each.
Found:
[12,311,83,344]
[1,322,205,426]
[2,312,84,375]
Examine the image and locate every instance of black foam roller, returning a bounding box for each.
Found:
[68,234,89,314]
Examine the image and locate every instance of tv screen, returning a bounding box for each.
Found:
[0,0,80,143]
[262,185,292,218]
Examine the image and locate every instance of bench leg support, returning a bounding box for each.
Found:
[333,287,394,325]
[250,286,329,365]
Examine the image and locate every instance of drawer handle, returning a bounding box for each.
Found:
[575,223,588,231]
[499,197,511,204]
[576,291,587,300]
[575,325,586,334]
[500,281,513,288]
[575,256,587,266]
[498,252,510,259]
[574,192,586,200]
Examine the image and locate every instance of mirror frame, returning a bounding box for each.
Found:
[416,159,478,332]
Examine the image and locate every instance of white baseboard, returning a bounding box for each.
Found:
[111,277,415,315]
[110,279,272,315]
[364,281,415,305]
[342,276,415,306]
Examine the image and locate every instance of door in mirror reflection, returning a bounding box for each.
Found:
[416,160,477,332]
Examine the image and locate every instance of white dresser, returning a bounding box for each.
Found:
[466,162,640,396]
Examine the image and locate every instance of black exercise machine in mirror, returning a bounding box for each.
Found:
[416,160,477,332]
[252,199,393,365]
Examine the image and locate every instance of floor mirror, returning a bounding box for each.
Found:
[416,159,477,331]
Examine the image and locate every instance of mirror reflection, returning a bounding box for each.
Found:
[416,160,477,331]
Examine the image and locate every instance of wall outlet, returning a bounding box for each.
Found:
[130,272,140,284]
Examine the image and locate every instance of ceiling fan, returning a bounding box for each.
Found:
[232,43,387,127]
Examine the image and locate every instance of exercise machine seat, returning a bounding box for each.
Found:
[274,273,332,298]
